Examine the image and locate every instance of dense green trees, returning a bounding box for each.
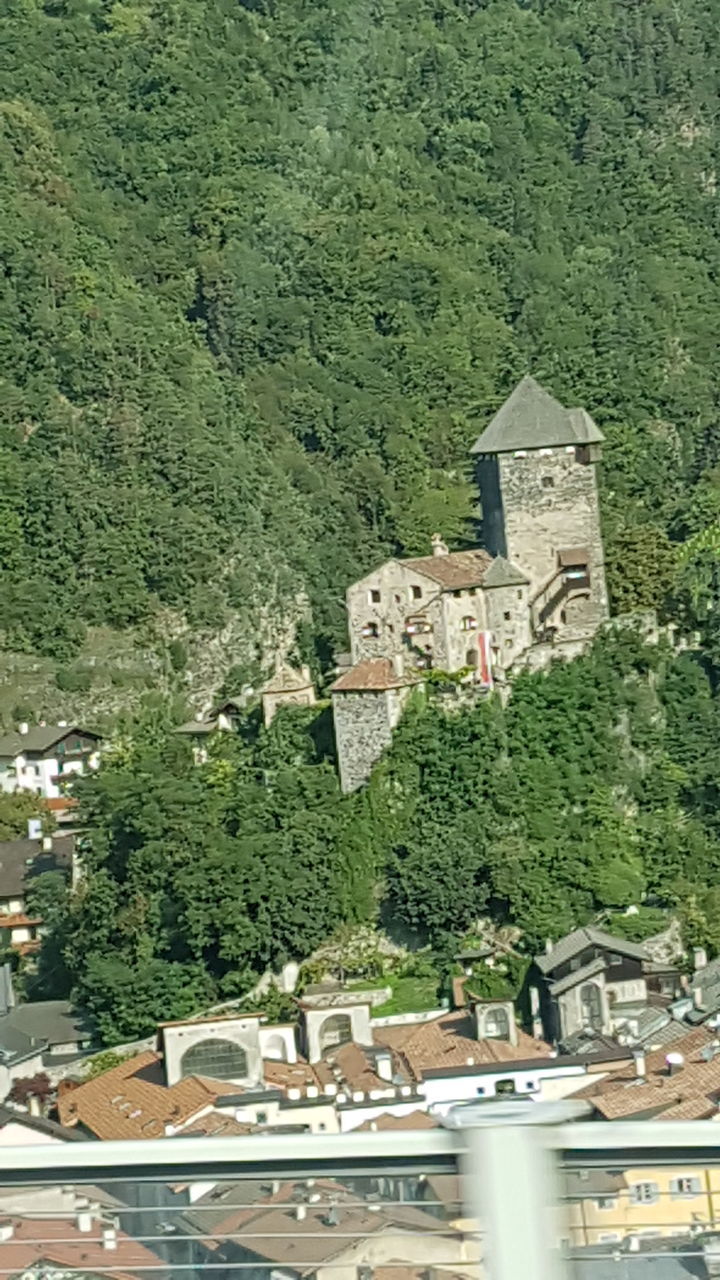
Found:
[1,0,720,668]
[40,632,720,1042]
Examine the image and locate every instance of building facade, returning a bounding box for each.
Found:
[333,375,611,791]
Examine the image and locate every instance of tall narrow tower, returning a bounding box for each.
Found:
[471,376,609,642]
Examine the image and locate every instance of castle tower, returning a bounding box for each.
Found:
[471,376,609,643]
[330,656,418,793]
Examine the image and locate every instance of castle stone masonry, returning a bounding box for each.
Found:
[333,376,610,790]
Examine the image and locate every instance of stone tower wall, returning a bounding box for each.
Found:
[332,686,410,793]
[494,446,608,630]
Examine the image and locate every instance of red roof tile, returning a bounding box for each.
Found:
[331,658,416,693]
[0,1217,164,1280]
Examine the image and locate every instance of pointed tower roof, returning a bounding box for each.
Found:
[471,376,604,454]
[483,556,529,588]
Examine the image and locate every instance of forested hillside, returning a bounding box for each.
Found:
[30,631,720,1043]
[2,0,720,685]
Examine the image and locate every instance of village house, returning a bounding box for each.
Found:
[192,1175,480,1280]
[530,927,682,1047]
[0,724,101,800]
[0,830,74,954]
[0,965,92,1100]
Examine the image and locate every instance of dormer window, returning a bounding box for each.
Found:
[361,621,379,638]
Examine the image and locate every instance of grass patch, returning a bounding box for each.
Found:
[372,975,440,1017]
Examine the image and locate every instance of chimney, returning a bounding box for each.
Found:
[0,1222,14,1243]
[76,1205,93,1233]
[41,835,52,853]
[102,1226,118,1252]
[694,947,708,973]
[17,723,28,736]
[391,652,404,679]
[666,1052,684,1077]
[295,1204,306,1222]
[544,938,553,955]
[431,533,448,557]
[632,1048,646,1079]
[694,986,705,1011]
[27,818,42,841]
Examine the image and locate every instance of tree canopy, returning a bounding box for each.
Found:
[0,0,720,669]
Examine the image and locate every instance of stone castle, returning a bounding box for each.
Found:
[331,375,610,792]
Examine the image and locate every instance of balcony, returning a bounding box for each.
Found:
[1,1114,720,1279]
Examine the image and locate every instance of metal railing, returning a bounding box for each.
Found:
[2,1118,720,1279]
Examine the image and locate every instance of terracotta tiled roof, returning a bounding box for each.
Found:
[574,1026,720,1120]
[356,1110,438,1131]
[330,658,417,693]
[400,548,492,591]
[373,1010,550,1079]
[56,1050,223,1140]
[0,1217,164,1280]
[179,1111,259,1137]
[211,1184,447,1272]
[261,1058,322,1093]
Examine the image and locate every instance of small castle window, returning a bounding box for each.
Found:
[517,590,523,600]
[362,621,379,638]
[410,585,422,600]
[541,475,554,489]
[503,611,511,622]
[369,589,381,604]
[461,616,476,631]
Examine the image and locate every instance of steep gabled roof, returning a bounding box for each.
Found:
[471,376,604,454]
[0,726,100,757]
[535,927,648,976]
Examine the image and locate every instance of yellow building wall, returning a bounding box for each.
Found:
[568,1166,720,1245]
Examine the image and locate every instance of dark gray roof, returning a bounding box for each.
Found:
[482,556,529,588]
[573,1246,704,1280]
[0,835,74,900]
[0,1000,91,1063]
[536,928,648,976]
[549,956,605,996]
[0,726,100,758]
[0,1104,85,1142]
[471,376,605,454]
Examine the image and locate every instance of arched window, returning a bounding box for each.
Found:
[460,616,477,632]
[465,647,478,669]
[580,983,603,1031]
[180,1038,249,1081]
[263,1033,288,1063]
[319,1014,353,1056]
[484,1008,510,1041]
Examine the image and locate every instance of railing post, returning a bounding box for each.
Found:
[447,1100,587,1280]
[461,1122,566,1280]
